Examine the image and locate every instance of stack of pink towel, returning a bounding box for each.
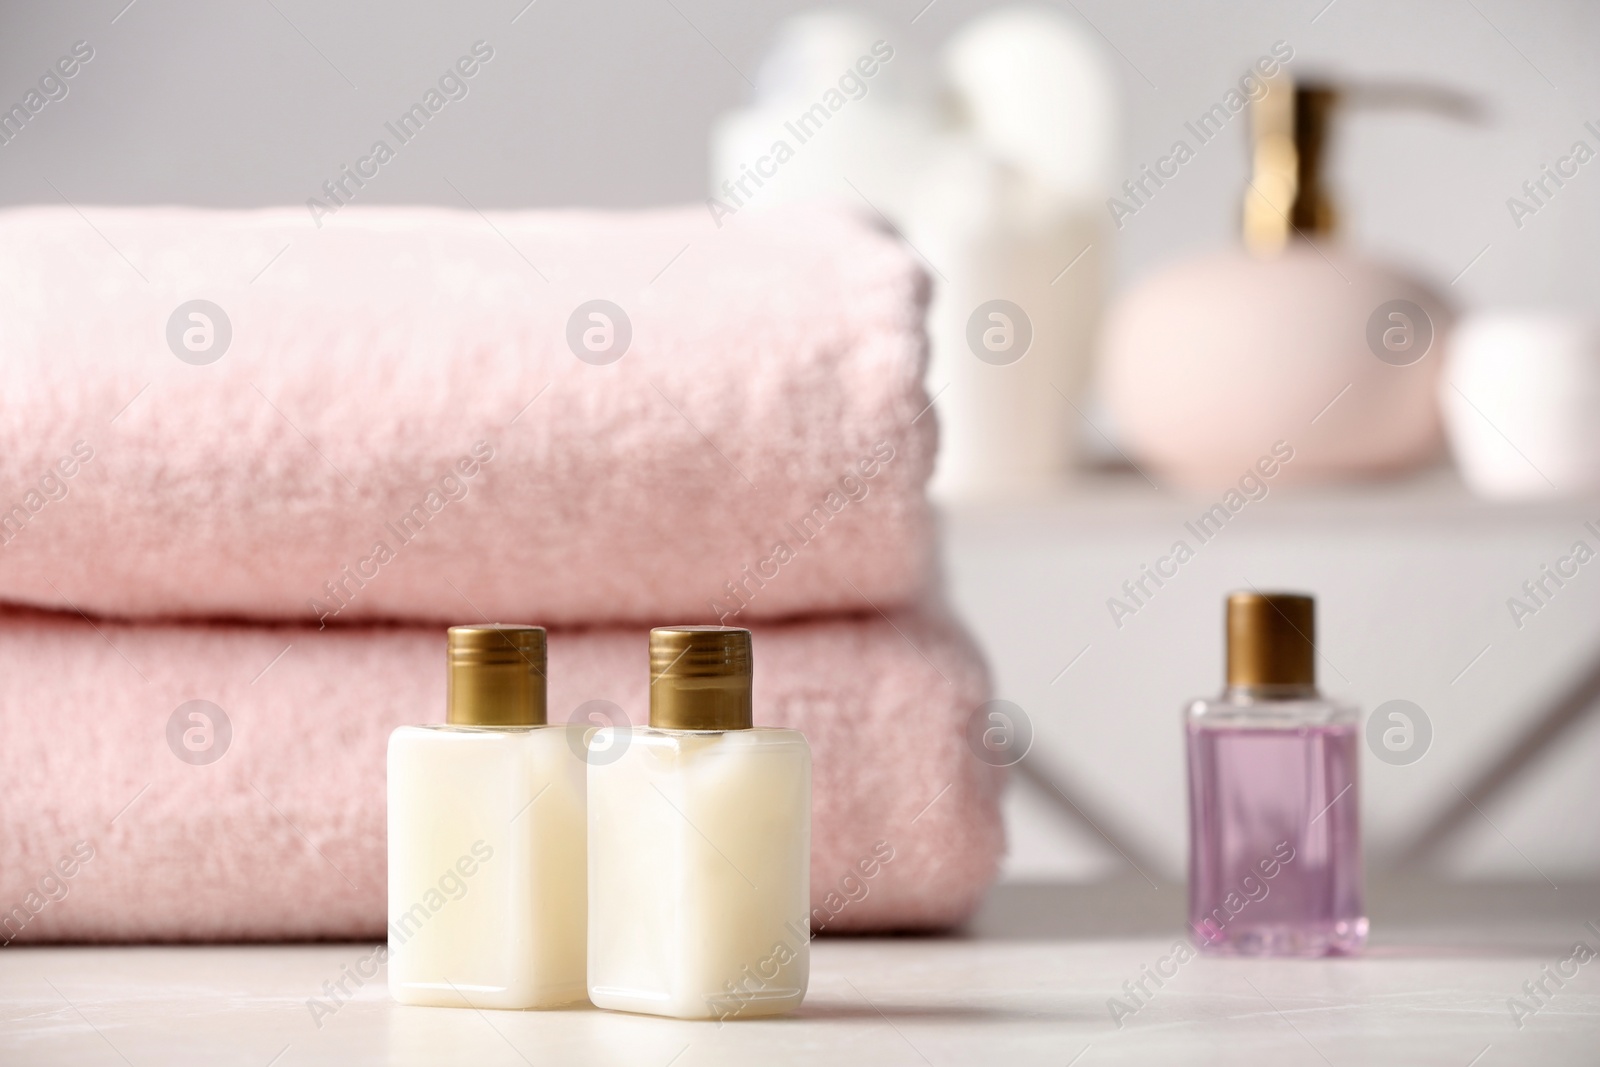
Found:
[0,203,1002,943]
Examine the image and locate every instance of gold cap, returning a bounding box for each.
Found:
[1226,592,1316,689]
[649,626,752,731]
[1244,78,1338,256]
[446,625,547,726]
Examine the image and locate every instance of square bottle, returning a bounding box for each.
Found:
[588,626,811,1019]
[388,624,588,1008]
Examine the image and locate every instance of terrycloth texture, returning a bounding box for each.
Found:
[0,606,1000,943]
[0,203,934,628]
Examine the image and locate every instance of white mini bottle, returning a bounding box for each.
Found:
[588,626,811,1020]
[387,624,587,1009]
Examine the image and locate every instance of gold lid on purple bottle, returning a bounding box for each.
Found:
[447,624,547,726]
[1226,592,1315,689]
[649,626,752,731]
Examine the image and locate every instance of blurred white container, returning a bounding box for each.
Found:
[905,148,1104,498]
[918,7,1114,500]
[709,6,1116,501]
[1442,312,1600,499]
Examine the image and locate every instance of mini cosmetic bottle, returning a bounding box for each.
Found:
[1186,593,1365,956]
[387,625,587,1008]
[587,626,811,1020]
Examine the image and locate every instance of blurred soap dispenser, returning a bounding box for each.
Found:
[1100,78,1466,489]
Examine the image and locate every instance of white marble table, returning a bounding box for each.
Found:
[4,882,1597,1066]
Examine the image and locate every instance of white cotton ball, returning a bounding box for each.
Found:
[942,5,1118,199]
[753,8,930,105]
[708,9,938,220]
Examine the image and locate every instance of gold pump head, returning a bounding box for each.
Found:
[1243,79,1338,256]
[1243,76,1481,257]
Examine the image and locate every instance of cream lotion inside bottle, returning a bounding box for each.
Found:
[587,626,811,1020]
[387,625,588,1008]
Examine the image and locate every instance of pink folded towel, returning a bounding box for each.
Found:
[0,203,933,628]
[0,606,999,943]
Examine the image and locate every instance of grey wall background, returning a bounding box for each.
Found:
[1,0,1595,310]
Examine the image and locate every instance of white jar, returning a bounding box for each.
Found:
[1442,312,1600,499]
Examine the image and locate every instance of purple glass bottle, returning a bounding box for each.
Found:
[1185,592,1366,957]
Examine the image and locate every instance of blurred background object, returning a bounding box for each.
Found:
[1100,74,1464,490]
[912,7,1113,500]
[711,6,1115,500]
[1443,311,1600,498]
[709,9,938,220]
